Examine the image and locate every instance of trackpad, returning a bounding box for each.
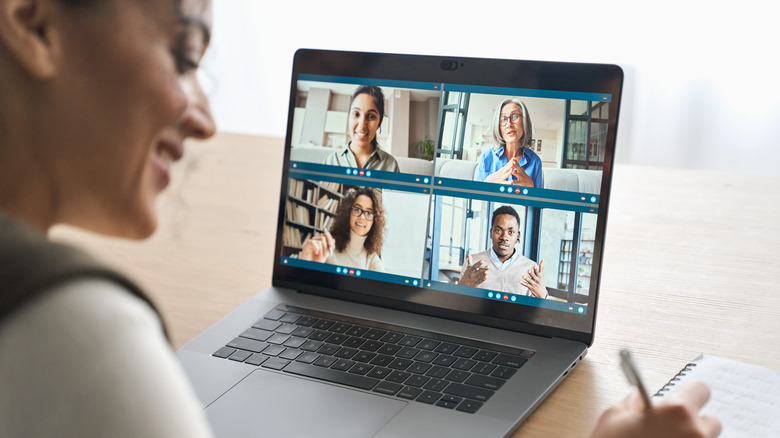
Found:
[205,369,406,437]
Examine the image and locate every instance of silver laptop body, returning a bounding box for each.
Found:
[179,49,623,437]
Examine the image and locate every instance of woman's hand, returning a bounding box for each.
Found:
[484,157,534,187]
[591,382,721,438]
[299,230,335,263]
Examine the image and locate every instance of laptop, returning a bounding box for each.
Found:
[178,49,623,437]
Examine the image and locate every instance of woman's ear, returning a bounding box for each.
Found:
[0,0,59,79]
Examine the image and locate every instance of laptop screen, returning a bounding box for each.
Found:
[273,50,623,344]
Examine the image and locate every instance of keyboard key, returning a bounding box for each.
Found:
[388,358,413,370]
[396,347,420,359]
[345,326,369,337]
[295,316,318,327]
[313,355,337,368]
[445,370,470,383]
[404,375,430,388]
[380,332,404,344]
[266,333,290,345]
[414,351,438,363]
[425,366,450,379]
[397,386,424,400]
[363,329,387,340]
[385,371,412,384]
[376,344,402,356]
[212,346,236,358]
[334,347,359,359]
[432,355,456,367]
[366,367,392,379]
[453,346,478,358]
[227,337,267,353]
[491,366,518,380]
[369,355,394,367]
[342,337,366,349]
[416,391,442,404]
[261,345,285,357]
[398,335,422,347]
[290,326,315,337]
[436,395,463,409]
[464,374,506,391]
[472,362,497,375]
[407,362,432,374]
[348,363,373,376]
[434,343,458,354]
[316,344,340,356]
[299,340,323,352]
[279,349,303,360]
[473,350,498,362]
[330,322,352,333]
[423,379,448,392]
[492,353,528,368]
[324,333,349,345]
[262,357,290,370]
[373,381,403,396]
[309,330,331,342]
[417,339,441,351]
[312,319,335,330]
[241,327,274,341]
[331,359,356,372]
[361,340,383,352]
[245,353,268,366]
[295,352,319,364]
[276,323,298,334]
[444,382,495,402]
[283,336,306,349]
[262,309,286,321]
[353,351,377,363]
[284,362,379,391]
[456,399,483,414]
[279,313,301,324]
[228,349,252,362]
[452,358,477,371]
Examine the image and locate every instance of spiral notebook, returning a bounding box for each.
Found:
[653,355,780,437]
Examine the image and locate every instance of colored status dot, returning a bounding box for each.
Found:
[355,270,362,276]
[366,171,372,177]
[591,196,597,203]
[499,186,505,193]
[522,189,528,195]
[511,296,516,302]
[349,269,355,275]
[359,170,365,176]
[488,292,494,298]
[352,169,359,176]
[345,169,351,175]
[424,178,429,184]
[413,280,418,286]
[578,307,585,314]
[336,267,342,273]
[503,295,509,300]
[515,188,521,194]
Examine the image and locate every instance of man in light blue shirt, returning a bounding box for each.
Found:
[459,205,547,299]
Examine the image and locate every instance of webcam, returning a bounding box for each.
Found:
[440,60,460,71]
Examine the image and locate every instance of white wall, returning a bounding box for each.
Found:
[205,0,780,177]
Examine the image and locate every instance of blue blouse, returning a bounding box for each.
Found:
[475,146,542,188]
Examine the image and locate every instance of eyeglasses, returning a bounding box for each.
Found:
[499,113,522,126]
[350,206,375,220]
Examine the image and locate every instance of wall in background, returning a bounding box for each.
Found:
[202,0,780,177]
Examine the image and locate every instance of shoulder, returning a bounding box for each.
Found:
[373,146,399,171]
[0,279,213,436]
[523,147,541,164]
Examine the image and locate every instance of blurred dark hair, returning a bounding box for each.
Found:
[330,187,385,257]
[491,205,520,228]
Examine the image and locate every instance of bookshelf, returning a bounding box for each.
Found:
[557,239,594,295]
[282,179,344,257]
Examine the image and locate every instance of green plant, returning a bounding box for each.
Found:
[416,136,434,161]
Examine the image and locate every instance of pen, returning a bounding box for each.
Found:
[620,349,653,410]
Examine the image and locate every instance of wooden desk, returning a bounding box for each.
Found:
[52,132,780,437]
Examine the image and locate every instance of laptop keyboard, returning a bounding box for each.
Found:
[212,306,533,414]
